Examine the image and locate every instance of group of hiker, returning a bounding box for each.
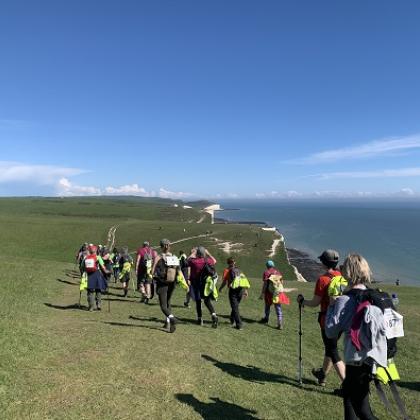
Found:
[75,239,291,332]
[75,240,406,420]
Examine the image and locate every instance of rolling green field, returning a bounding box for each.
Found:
[0,198,418,419]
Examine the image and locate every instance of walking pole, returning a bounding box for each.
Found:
[78,290,82,308]
[298,302,303,386]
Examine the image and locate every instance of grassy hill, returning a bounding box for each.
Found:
[0,197,418,419]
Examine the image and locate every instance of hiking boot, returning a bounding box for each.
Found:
[97,306,102,311]
[312,368,326,387]
[169,317,177,333]
[197,318,204,326]
[235,324,243,331]
[144,298,149,305]
[277,322,283,330]
[212,315,219,329]
[183,302,190,308]
[258,317,269,324]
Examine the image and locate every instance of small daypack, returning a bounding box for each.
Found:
[84,255,98,273]
[155,254,179,283]
[328,275,348,297]
[231,268,251,289]
[141,250,154,270]
[268,274,284,296]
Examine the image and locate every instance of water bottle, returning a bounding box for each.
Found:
[391,293,399,307]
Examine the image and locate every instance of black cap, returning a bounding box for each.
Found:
[318,249,339,265]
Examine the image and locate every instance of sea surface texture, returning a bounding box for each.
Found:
[220,200,420,285]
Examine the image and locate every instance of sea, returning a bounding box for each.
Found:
[219,200,420,286]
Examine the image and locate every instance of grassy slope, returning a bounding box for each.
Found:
[0,198,418,419]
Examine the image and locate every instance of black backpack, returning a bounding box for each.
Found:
[199,259,217,284]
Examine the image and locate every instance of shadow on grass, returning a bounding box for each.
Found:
[103,297,138,302]
[57,278,79,286]
[103,321,165,332]
[44,303,86,311]
[398,381,420,392]
[218,314,258,324]
[202,355,323,392]
[176,394,259,420]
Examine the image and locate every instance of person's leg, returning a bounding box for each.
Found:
[204,296,218,328]
[145,282,151,300]
[228,289,235,325]
[324,331,345,381]
[87,289,95,311]
[229,288,242,328]
[343,365,377,420]
[157,285,170,318]
[167,282,175,314]
[274,304,283,329]
[95,289,102,310]
[195,299,203,321]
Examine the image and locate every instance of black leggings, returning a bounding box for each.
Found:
[229,287,244,327]
[195,297,215,319]
[156,282,175,318]
[321,328,342,364]
[343,364,378,420]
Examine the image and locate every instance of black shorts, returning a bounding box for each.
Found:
[321,328,342,364]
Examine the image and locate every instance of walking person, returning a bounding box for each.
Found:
[136,241,157,304]
[119,246,133,297]
[152,239,179,333]
[179,250,191,308]
[101,247,113,291]
[259,260,285,330]
[326,254,387,420]
[297,250,346,387]
[111,247,120,283]
[219,257,249,330]
[188,246,219,328]
[83,244,108,311]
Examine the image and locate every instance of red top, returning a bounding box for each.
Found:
[188,257,216,283]
[137,246,157,260]
[314,269,341,328]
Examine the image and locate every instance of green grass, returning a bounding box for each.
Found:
[0,197,418,419]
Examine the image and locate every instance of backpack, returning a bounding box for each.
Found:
[268,274,284,296]
[199,259,218,285]
[141,249,154,270]
[84,255,98,273]
[155,254,179,283]
[231,268,251,289]
[350,289,403,359]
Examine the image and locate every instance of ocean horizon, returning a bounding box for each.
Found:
[219,200,420,286]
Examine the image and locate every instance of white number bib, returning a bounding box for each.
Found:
[384,308,404,339]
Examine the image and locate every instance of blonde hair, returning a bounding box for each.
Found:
[342,254,372,286]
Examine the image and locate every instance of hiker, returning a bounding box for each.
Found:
[136,241,157,304]
[297,250,346,387]
[77,243,89,275]
[82,244,108,311]
[152,239,179,333]
[219,257,249,330]
[111,247,120,282]
[179,250,191,308]
[188,246,219,328]
[119,246,133,297]
[101,247,113,291]
[326,254,387,420]
[259,260,285,329]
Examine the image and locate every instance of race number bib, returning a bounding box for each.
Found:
[384,308,404,339]
[165,256,180,267]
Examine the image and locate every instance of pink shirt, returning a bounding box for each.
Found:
[137,247,157,261]
[188,257,216,282]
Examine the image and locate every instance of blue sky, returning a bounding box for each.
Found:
[1,0,420,199]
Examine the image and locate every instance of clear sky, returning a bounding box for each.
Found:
[1,0,420,199]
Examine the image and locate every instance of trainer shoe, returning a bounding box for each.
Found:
[197,318,204,326]
[311,368,326,387]
[211,315,219,329]
[169,317,177,333]
[258,317,269,324]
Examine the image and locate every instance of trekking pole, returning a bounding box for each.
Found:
[78,290,82,308]
[298,302,303,386]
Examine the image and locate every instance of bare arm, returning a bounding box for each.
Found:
[205,249,217,264]
[151,255,161,277]
[303,295,322,308]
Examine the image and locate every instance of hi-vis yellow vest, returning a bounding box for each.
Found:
[231,273,251,289]
[328,276,348,297]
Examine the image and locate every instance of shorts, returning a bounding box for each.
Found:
[321,328,341,364]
